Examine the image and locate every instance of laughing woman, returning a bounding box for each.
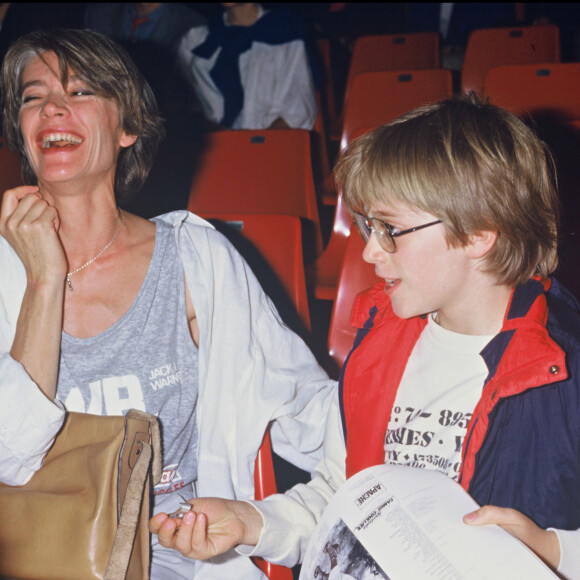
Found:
[0,29,335,579]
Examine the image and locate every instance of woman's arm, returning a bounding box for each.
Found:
[150,392,347,566]
[0,186,67,485]
[0,186,66,399]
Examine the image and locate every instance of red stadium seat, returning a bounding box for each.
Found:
[461,25,560,96]
[199,213,310,580]
[198,212,311,331]
[253,429,293,580]
[345,32,440,105]
[308,69,452,301]
[327,224,380,369]
[188,130,323,261]
[484,62,580,301]
[308,194,353,301]
[341,68,453,150]
[483,62,580,122]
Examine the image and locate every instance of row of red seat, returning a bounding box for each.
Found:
[321,25,560,142]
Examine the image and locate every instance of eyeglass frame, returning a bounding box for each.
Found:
[353,211,443,253]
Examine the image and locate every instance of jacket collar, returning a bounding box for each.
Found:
[481,278,566,392]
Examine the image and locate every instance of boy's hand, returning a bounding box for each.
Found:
[149,498,263,560]
[464,505,560,570]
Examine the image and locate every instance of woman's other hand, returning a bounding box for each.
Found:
[150,498,263,560]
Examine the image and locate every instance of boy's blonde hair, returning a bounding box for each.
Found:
[335,94,559,286]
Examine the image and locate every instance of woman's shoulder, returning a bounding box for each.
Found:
[153,210,214,234]
[153,210,239,254]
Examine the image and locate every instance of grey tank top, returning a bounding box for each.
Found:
[57,219,199,503]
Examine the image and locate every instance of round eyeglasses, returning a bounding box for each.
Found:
[353,212,442,253]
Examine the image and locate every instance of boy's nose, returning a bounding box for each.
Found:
[362,233,386,264]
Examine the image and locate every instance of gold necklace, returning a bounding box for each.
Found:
[66,209,126,291]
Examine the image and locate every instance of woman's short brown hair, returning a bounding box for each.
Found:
[335,93,560,286]
[1,28,165,198]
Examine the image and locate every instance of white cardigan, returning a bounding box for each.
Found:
[0,210,336,579]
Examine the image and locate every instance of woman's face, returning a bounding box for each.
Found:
[18,51,136,190]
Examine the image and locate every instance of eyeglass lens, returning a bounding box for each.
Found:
[354,213,395,252]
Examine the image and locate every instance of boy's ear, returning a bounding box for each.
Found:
[466,230,498,259]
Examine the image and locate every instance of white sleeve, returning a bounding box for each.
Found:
[174,212,336,502]
[177,26,224,124]
[0,242,66,486]
[177,27,207,87]
[267,39,317,130]
[0,353,65,485]
[552,528,580,580]
[237,391,346,567]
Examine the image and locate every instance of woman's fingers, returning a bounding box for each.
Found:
[0,185,42,228]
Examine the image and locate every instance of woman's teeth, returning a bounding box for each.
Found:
[41,134,83,148]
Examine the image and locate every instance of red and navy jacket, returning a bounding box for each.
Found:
[339,277,580,530]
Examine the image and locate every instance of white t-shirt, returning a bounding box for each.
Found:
[385,313,493,479]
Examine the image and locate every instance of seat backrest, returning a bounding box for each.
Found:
[188,129,322,259]
[343,32,440,114]
[483,61,580,303]
[311,70,451,301]
[461,25,560,96]
[0,140,22,208]
[347,32,440,91]
[308,193,353,301]
[341,68,453,149]
[200,212,309,580]
[198,212,310,332]
[483,62,580,122]
[328,224,380,369]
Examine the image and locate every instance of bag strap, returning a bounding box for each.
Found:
[125,409,162,486]
[104,440,152,580]
[105,410,162,580]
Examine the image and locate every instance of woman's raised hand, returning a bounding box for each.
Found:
[0,185,67,287]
